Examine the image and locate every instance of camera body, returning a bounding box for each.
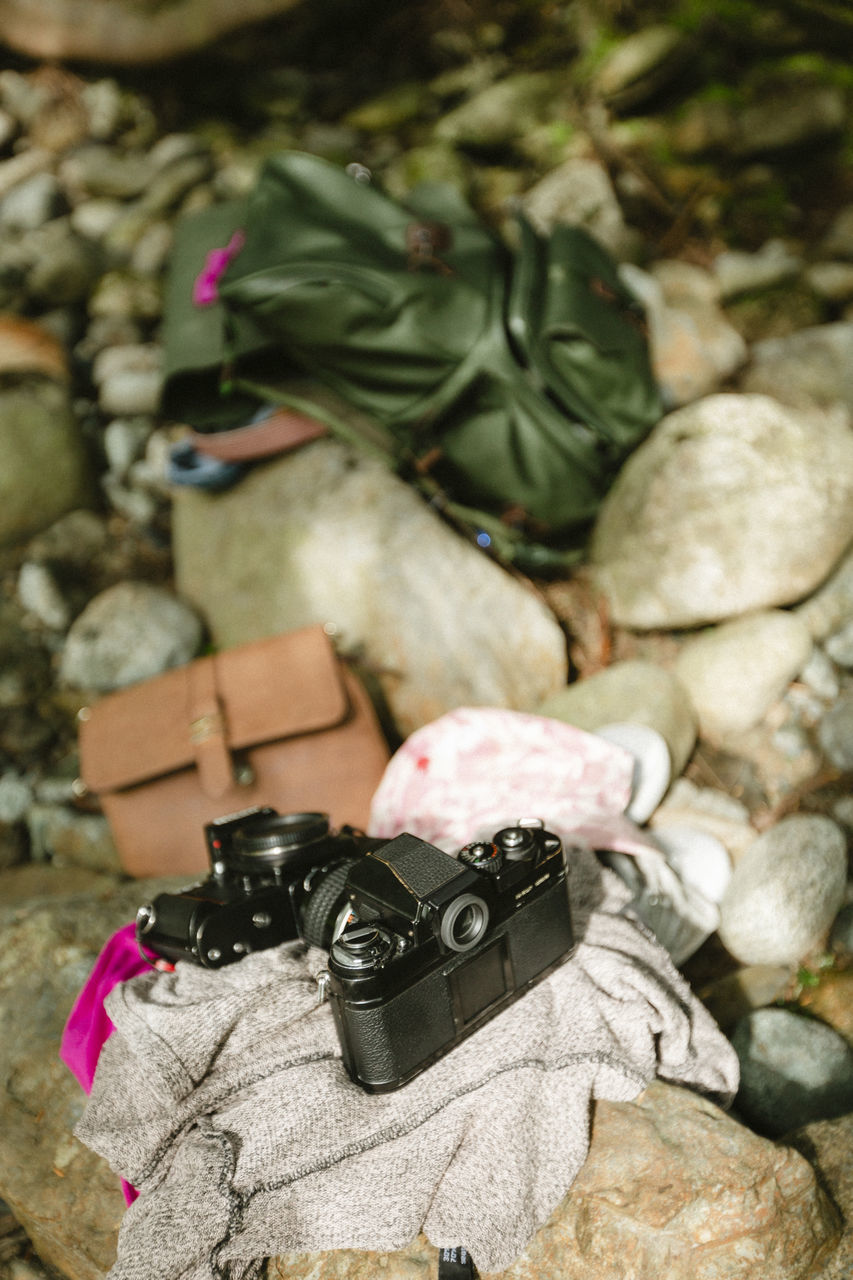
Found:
[321,820,573,1092]
[135,806,377,968]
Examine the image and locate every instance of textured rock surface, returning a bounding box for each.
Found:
[788,1113,853,1280]
[590,394,853,629]
[0,869,164,1279]
[172,440,568,736]
[268,1084,840,1280]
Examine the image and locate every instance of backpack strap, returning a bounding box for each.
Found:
[188,404,328,461]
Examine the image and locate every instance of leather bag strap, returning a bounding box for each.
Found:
[186,655,234,799]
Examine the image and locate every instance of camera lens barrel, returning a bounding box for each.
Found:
[300,858,359,949]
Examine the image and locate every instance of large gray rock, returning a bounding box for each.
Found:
[0,383,93,548]
[171,441,568,736]
[718,815,848,966]
[590,394,853,630]
[732,1009,853,1138]
[673,610,813,740]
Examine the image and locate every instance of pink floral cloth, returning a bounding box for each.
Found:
[369,706,659,856]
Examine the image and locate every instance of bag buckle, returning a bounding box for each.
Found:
[190,711,226,744]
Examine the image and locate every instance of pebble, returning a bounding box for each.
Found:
[804,261,853,303]
[103,417,152,477]
[0,171,64,230]
[17,561,70,630]
[91,341,164,415]
[817,691,853,769]
[0,771,32,824]
[699,964,793,1033]
[732,1007,853,1137]
[741,321,853,414]
[820,204,853,259]
[674,609,813,739]
[713,238,802,301]
[824,620,853,668]
[537,659,697,777]
[718,814,848,966]
[798,645,841,700]
[650,778,758,866]
[58,580,203,691]
[522,157,642,260]
[619,261,747,407]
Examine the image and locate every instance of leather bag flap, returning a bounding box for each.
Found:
[79,626,350,794]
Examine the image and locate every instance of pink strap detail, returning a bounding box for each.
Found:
[192,229,246,307]
[60,922,172,1205]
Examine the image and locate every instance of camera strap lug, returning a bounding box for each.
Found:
[315,969,331,1005]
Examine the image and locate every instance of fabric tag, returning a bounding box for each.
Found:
[438,1246,476,1279]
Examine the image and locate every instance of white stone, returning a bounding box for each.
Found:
[718,814,847,965]
[59,581,203,691]
[591,394,853,629]
[596,722,671,823]
[674,610,813,739]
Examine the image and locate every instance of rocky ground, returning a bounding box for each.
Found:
[2,2,853,1277]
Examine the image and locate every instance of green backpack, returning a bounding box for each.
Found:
[161,150,661,570]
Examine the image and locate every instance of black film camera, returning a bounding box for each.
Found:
[135,806,378,968]
[318,819,574,1092]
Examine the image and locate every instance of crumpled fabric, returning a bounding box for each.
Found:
[73,709,739,1279]
[369,707,720,964]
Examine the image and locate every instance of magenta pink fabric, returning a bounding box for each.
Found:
[61,923,170,1205]
[192,230,245,306]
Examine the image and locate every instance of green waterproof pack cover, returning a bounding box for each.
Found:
[162,151,662,567]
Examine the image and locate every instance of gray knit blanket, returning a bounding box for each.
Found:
[75,842,738,1280]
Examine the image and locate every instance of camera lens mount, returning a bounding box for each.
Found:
[228,811,331,869]
[440,893,489,952]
